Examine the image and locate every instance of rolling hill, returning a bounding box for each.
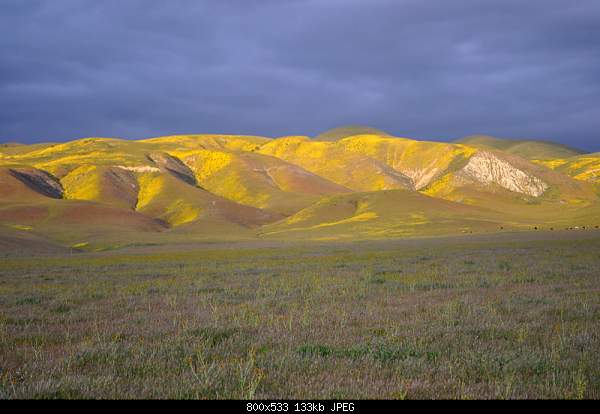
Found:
[314,125,391,141]
[456,135,584,160]
[178,150,351,215]
[1,128,599,250]
[0,166,167,248]
[257,136,415,192]
[259,189,507,240]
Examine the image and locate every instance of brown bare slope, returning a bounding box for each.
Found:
[0,166,167,247]
[0,167,63,201]
[0,227,71,256]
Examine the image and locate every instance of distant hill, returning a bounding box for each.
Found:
[314,125,391,141]
[1,130,599,249]
[456,135,585,160]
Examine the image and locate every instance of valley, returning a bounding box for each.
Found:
[1,231,598,398]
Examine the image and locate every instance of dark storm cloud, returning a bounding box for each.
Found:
[1,0,599,150]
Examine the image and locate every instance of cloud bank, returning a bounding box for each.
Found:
[1,0,599,150]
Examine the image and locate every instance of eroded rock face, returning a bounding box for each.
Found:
[146,153,197,186]
[401,164,441,190]
[460,151,548,197]
[104,167,140,208]
[379,166,415,190]
[9,168,63,199]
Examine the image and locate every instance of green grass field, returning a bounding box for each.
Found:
[1,230,599,399]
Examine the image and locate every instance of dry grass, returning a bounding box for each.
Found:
[1,231,599,399]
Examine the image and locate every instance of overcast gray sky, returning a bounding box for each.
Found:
[1,0,599,151]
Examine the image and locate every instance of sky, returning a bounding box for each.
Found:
[1,0,599,151]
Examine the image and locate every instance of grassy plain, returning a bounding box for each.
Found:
[1,231,599,399]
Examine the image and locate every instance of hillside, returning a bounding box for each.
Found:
[457,135,585,160]
[535,152,600,185]
[169,149,351,215]
[257,136,415,192]
[1,130,599,250]
[260,189,506,240]
[0,166,167,247]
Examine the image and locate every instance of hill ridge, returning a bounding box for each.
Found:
[1,131,599,249]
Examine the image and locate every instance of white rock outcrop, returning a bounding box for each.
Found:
[460,151,548,197]
[116,165,160,173]
[401,164,441,190]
